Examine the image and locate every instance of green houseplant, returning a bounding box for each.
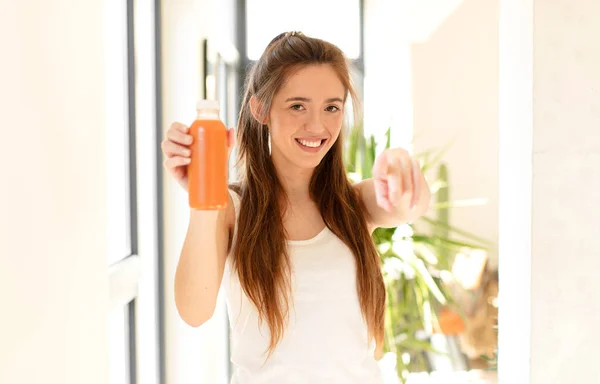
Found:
[344,124,491,382]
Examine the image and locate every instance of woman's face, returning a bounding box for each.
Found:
[267,64,345,171]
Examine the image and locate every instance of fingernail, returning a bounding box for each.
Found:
[185,149,191,156]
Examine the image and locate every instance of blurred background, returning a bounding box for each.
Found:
[2,0,599,383]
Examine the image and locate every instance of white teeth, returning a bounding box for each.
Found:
[297,139,322,148]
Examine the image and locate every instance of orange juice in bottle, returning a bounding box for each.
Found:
[188,99,228,210]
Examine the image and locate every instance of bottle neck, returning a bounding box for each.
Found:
[196,108,220,120]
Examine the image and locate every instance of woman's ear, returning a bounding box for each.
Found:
[249,96,269,125]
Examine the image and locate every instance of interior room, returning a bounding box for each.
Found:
[2,0,599,383]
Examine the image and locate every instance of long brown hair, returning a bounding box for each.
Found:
[231,32,386,358]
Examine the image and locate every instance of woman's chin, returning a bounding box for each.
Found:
[294,150,329,168]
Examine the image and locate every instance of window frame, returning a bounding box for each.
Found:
[107,1,166,384]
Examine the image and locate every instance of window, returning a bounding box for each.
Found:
[242,0,365,120]
[108,306,131,384]
[106,0,133,266]
[245,0,361,60]
[106,0,164,383]
[202,38,241,128]
[201,36,242,381]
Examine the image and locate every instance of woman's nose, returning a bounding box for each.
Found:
[304,111,325,133]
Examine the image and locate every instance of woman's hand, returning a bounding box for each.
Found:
[372,148,425,214]
[161,122,235,191]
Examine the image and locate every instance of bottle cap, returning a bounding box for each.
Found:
[196,99,220,111]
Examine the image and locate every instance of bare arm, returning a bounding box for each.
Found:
[354,148,431,232]
[174,193,235,327]
[162,121,237,327]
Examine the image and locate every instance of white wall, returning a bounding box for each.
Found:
[411,0,500,268]
[160,1,208,382]
[530,0,600,381]
[497,0,533,380]
[0,1,109,383]
[498,0,600,382]
[363,0,468,149]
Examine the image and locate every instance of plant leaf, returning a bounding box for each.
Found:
[362,134,376,179]
[420,141,454,173]
[410,258,447,305]
[396,337,442,353]
[419,216,493,246]
[412,235,488,251]
[346,123,361,174]
[385,127,391,149]
[428,180,448,195]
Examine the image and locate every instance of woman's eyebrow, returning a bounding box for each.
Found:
[284,96,343,103]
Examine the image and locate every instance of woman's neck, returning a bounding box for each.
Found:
[271,151,313,204]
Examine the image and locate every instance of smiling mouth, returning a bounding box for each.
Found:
[295,138,326,148]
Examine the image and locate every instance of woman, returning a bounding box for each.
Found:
[161,31,430,383]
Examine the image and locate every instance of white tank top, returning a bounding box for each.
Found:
[222,190,384,384]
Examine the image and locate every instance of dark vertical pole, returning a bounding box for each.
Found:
[202,39,208,99]
[235,0,248,113]
[127,301,138,384]
[230,0,248,379]
[358,0,366,96]
[126,0,139,383]
[359,0,365,71]
[153,0,167,383]
[357,0,366,143]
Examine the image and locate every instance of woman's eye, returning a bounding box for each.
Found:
[326,105,340,113]
[291,104,305,111]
